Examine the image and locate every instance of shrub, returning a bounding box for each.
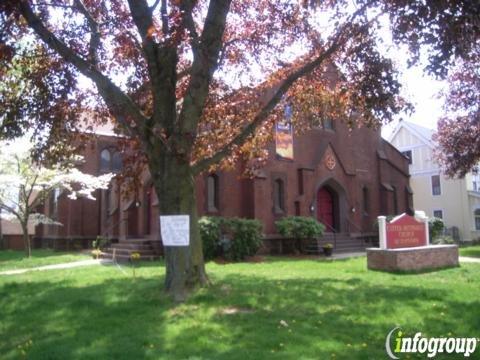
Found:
[92,236,109,249]
[432,235,455,245]
[198,216,223,261]
[225,218,263,261]
[275,216,325,239]
[199,217,263,261]
[429,217,445,241]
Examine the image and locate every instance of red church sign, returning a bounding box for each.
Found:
[386,214,427,249]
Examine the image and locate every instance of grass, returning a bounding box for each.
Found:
[459,245,480,258]
[0,256,479,359]
[0,249,90,272]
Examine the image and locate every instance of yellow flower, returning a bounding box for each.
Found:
[131,252,141,261]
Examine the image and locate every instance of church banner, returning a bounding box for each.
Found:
[275,105,294,160]
[275,121,293,160]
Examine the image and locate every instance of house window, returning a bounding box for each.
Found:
[273,178,285,213]
[401,150,412,165]
[207,174,219,212]
[475,209,480,231]
[433,210,443,219]
[471,167,480,191]
[100,149,111,173]
[431,175,441,195]
[362,186,369,214]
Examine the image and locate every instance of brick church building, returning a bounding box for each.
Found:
[34,118,412,256]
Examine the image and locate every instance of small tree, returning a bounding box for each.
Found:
[0,143,112,257]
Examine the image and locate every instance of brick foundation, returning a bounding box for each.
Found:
[367,245,459,272]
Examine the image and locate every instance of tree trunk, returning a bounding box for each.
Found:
[151,154,209,302]
[21,220,31,258]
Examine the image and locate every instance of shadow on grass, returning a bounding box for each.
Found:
[0,249,76,261]
[1,263,479,359]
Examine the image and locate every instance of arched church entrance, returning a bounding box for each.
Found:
[316,183,343,232]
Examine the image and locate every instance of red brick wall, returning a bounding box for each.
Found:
[34,124,410,243]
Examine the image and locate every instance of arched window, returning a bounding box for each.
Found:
[392,186,398,215]
[112,151,122,173]
[100,149,111,173]
[405,186,413,212]
[323,117,334,130]
[273,178,285,213]
[105,186,111,218]
[49,188,61,220]
[362,186,369,215]
[207,174,219,212]
[475,209,480,230]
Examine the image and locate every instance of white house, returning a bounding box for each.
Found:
[386,120,480,242]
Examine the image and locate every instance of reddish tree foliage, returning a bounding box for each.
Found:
[435,48,480,177]
[0,0,478,299]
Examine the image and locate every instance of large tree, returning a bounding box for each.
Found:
[1,0,478,300]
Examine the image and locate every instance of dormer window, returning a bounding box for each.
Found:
[401,150,412,165]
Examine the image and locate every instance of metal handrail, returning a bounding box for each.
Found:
[321,222,337,250]
[99,212,122,243]
[345,217,362,234]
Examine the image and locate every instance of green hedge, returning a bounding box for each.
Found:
[275,216,325,239]
[199,217,263,261]
[429,217,445,241]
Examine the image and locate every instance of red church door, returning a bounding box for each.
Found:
[317,187,334,232]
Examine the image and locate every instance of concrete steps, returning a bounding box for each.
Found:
[304,233,370,254]
[101,238,162,262]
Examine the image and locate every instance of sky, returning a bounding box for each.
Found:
[381,66,446,139]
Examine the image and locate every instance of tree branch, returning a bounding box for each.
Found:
[178,0,232,142]
[179,0,200,54]
[126,0,177,140]
[150,0,162,12]
[160,0,168,35]
[0,202,21,220]
[18,0,147,137]
[73,0,100,65]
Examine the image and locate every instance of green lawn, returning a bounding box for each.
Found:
[0,257,479,359]
[460,245,480,258]
[0,249,90,272]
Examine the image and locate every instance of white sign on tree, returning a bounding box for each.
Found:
[160,215,190,246]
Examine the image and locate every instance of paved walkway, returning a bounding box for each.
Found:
[0,258,113,276]
[330,251,366,260]
[459,256,480,263]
